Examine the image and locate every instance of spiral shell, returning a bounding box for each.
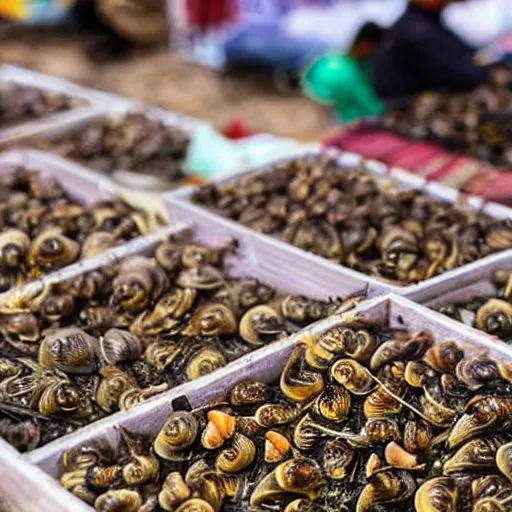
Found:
[455,355,500,390]
[420,388,457,428]
[423,341,464,373]
[475,299,512,335]
[0,229,30,268]
[254,404,300,428]
[250,458,324,506]
[330,359,375,395]
[186,348,227,380]
[100,329,143,365]
[159,472,191,511]
[177,265,224,290]
[414,477,458,512]
[201,410,236,450]
[343,329,376,362]
[216,433,256,473]
[38,380,82,417]
[370,331,433,370]
[28,228,80,271]
[122,452,159,486]
[154,412,198,460]
[183,303,237,337]
[314,385,351,423]
[363,386,402,419]
[39,293,75,323]
[496,441,512,481]
[39,327,97,374]
[87,465,121,489]
[175,499,215,512]
[322,439,354,480]
[96,367,137,413]
[229,380,268,406]
[81,232,118,259]
[94,489,142,512]
[361,418,401,445]
[404,420,432,453]
[280,344,324,402]
[239,305,283,346]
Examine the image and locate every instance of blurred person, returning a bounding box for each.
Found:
[303,22,386,123]
[373,0,494,99]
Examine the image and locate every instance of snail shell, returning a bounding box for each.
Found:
[280,344,324,402]
[239,305,283,346]
[39,293,75,323]
[423,341,464,373]
[28,228,80,271]
[122,453,159,486]
[284,499,321,512]
[38,380,82,417]
[94,489,142,512]
[39,327,97,374]
[414,477,458,512]
[254,403,301,428]
[81,232,118,259]
[100,329,143,365]
[87,465,121,489]
[404,420,432,453]
[186,348,227,381]
[370,331,434,371]
[361,418,401,445]
[443,435,507,474]
[250,458,324,506]
[159,472,191,511]
[363,386,402,419]
[228,380,268,406]
[314,385,351,423]
[455,355,501,390]
[420,387,457,428]
[154,412,198,461]
[0,229,30,268]
[96,367,137,413]
[322,439,354,480]
[175,499,215,512]
[344,329,376,362]
[182,303,237,337]
[496,441,512,482]
[330,359,375,395]
[475,299,512,335]
[216,433,256,473]
[486,220,512,251]
[177,265,224,290]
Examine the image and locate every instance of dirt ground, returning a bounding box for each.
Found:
[0,33,335,141]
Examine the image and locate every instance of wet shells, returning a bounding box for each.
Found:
[280,295,310,323]
[39,327,97,374]
[154,412,198,461]
[239,305,283,346]
[87,465,121,489]
[370,331,434,371]
[155,241,182,273]
[420,388,457,428]
[265,431,290,464]
[118,383,169,411]
[314,385,351,423]
[250,458,324,506]
[96,367,137,413]
[175,499,215,512]
[363,386,402,419]
[186,348,227,381]
[486,220,512,251]
[81,232,118,259]
[448,396,512,448]
[280,344,324,402]
[159,472,191,511]
[284,499,321,512]
[39,293,75,323]
[28,228,80,271]
[344,329,376,362]
[414,477,458,512]
[0,312,40,343]
[471,474,511,501]
[0,229,30,268]
[216,433,256,473]
[443,435,506,474]
[228,380,268,406]
[356,468,416,512]
[202,410,236,450]
[94,489,142,512]
[404,420,432,453]
[122,453,159,486]
[475,299,512,335]
[100,329,143,365]
[293,414,322,452]
[144,341,181,372]
[183,303,237,337]
[361,418,402,445]
[254,404,300,428]
[177,265,224,290]
[496,441,512,481]
[455,355,500,390]
[39,381,82,416]
[181,243,223,269]
[331,359,375,395]
[423,341,463,373]
[404,361,436,388]
[322,439,354,480]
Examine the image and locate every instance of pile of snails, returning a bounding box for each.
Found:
[59,318,512,511]
[0,166,151,290]
[438,268,512,344]
[379,68,512,168]
[0,236,360,448]
[192,154,512,285]
[36,113,190,180]
[0,81,86,128]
